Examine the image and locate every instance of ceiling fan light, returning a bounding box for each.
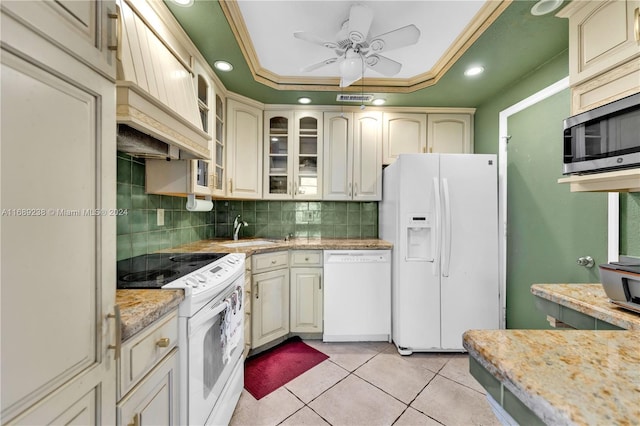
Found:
[340,50,363,81]
[298,97,312,104]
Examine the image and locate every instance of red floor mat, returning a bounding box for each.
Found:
[244,337,329,400]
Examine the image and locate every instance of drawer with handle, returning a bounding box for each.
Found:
[252,250,289,274]
[290,250,323,267]
[118,310,178,398]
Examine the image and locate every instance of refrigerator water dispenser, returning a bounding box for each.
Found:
[406,215,433,261]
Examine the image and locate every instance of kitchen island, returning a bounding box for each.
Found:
[464,283,640,425]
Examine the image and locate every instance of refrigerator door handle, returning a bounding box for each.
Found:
[442,178,452,277]
[432,177,441,276]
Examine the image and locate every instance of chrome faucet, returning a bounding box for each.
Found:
[233,215,248,240]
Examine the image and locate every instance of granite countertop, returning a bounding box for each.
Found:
[116,289,184,341]
[463,329,640,425]
[531,283,640,330]
[116,238,391,341]
[164,237,393,255]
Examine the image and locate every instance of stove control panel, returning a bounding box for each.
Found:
[164,253,245,297]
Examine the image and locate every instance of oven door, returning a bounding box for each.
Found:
[187,280,244,426]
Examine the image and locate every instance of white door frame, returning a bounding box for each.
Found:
[497,76,618,328]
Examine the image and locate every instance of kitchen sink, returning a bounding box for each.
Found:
[220,240,278,248]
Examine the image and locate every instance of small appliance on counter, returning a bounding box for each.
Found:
[599,256,640,314]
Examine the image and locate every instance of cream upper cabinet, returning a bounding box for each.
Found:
[263,111,323,199]
[227,97,263,199]
[1,1,116,423]
[427,113,473,154]
[0,0,117,78]
[558,0,640,114]
[323,111,382,201]
[382,113,427,164]
[558,0,640,86]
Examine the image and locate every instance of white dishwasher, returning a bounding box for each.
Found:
[323,250,391,342]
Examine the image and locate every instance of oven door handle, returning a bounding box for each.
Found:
[189,300,230,337]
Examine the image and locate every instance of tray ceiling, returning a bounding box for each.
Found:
[221,0,509,92]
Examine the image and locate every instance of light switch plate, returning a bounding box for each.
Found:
[157,208,165,226]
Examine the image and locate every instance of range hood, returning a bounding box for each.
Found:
[115,0,211,159]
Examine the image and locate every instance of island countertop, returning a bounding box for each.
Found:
[531,283,640,330]
[463,329,640,425]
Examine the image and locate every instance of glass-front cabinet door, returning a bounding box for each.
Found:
[294,111,322,199]
[263,110,323,199]
[264,111,293,199]
[213,93,226,196]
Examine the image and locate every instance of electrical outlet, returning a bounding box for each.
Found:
[157,208,165,226]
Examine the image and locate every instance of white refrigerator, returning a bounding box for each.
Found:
[379,153,499,354]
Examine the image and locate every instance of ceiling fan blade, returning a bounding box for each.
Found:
[369,24,421,53]
[300,57,339,72]
[365,54,402,76]
[293,31,338,49]
[347,4,373,44]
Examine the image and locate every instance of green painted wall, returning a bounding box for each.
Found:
[620,193,640,256]
[473,50,609,329]
[116,152,377,260]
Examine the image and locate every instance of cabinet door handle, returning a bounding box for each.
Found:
[348,182,352,197]
[354,182,358,197]
[255,283,259,299]
[156,337,170,348]
[229,178,233,193]
[635,7,639,42]
[288,181,291,195]
[107,305,121,361]
[107,5,121,60]
[294,181,298,195]
[319,276,322,290]
[128,413,140,426]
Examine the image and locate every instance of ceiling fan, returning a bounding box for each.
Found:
[294,4,421,87]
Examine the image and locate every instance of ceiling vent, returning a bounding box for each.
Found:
[336,94,375,102]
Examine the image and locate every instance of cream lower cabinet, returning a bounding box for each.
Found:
[427,113,473,154]
[323,111,382,201]
[251,251,290,348]
[227,97,263,199]
[117,310,179,426]
[1,1,117,423]
[290,251,323,333]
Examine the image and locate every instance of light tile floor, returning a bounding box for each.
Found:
[230,341,500,426]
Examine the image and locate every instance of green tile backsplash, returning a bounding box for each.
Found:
[116,152,378,260]
[117,153,214,260]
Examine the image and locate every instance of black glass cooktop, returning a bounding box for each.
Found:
[117,252,226,289]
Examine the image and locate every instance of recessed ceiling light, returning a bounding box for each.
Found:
[464,66,485,77]
[531,0,563,16]
[170,0,194,6]
[372,98,386,106]
[214,61,233,72]
[298,97,312,104]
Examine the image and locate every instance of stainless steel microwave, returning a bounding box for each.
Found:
[563,92,640,175]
